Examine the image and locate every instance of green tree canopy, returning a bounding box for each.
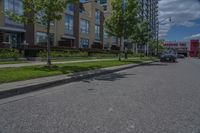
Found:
[105,0,139,60]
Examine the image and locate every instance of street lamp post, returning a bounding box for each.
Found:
[156,17,172,56]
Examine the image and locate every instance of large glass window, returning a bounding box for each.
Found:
[80,19,89,34]
[36,11,55,26]
[65,3,74,14]
[65,15,74,35]
[4,0,23,15]
[80,38,89,48]
[95,25,100,40]
[4,0,23,25]
[95,10,101,24]
[36,32,54,46]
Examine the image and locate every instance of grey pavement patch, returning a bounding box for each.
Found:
[0,61,155,99]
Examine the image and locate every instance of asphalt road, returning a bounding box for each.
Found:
[0,58,200,133]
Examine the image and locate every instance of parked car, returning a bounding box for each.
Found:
[160,52,177,62]
[177,54,185,58]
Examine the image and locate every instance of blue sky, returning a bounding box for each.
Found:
[158,0,200,41]
[166,19,200,41]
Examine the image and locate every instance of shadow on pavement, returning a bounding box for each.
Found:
[140,63,168,67]
[82,73,135,83]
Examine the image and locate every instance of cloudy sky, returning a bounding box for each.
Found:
[159,0,200,41]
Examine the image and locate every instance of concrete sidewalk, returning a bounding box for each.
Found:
[0,58,117,69]
[0,61,155,99]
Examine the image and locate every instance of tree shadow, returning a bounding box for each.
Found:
[34,65,103,74]
[141,63,168,67]
[82,73,136,83]
[121,60,144,64]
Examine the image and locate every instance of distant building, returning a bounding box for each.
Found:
[189,40,199,57]
[139,0,159,40]
[163,41,188,56]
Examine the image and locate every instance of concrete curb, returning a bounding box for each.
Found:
[0,61,156,99]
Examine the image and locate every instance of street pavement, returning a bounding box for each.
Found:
[0,58,200,133]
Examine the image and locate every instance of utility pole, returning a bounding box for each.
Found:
[157,17,172,56]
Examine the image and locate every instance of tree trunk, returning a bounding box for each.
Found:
[47,21,51,67]
[119,37,122,61]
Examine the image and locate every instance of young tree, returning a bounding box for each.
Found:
[131,21,151,55]
[4,0,77,67]
[105,0,140,61]
[124,0,140,58]
[105,0,124,61]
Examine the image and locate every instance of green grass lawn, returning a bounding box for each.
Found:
[0,58,156,84]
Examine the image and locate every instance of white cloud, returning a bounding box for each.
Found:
[158,0,200,38]
[184,33,200,40]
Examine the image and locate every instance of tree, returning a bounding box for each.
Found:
[124,0,140,59]
[148,39,165,55]
[4,0,77,67]
[105,0,124,61]
[125,0,140,38]
[130,20,151,55]
[105,0,139,61]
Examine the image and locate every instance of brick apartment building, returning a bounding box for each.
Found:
[0,0,104,49]
[0,0,25,48]
[0,0,159,52]
[97,0,120,50]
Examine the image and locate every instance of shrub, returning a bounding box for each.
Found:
[0,48,21,60]
[37,51,88,58]
[24,49,41,57]
[128,53,145,58]
[90,53,118,58]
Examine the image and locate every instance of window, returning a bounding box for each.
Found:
[103,5,107,11]
[97,0,107,4]
[104,28,108,38]
[80,38,89,48]
[80,19,89,34]
[95,25,100,40]
[65,15,74,35]
[4,0,23,15]
[95,10,101,24]
[4,33,11,43]
[4,0,23,25]
[36,11,55,26]
[36,32,54,46]
[65,4,74,14]
[112,36,117,44]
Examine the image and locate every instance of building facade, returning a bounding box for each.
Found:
[139,0,159,40]
[0,0,104,49]
[135,0,159,54]
[0,0,25,48]
[96,0,119,50]
[79,0,104,48]
[163,41,188,56]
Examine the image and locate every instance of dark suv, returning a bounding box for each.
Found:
[160,52,177,62]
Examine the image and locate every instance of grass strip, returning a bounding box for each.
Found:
[0,58,154,84]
